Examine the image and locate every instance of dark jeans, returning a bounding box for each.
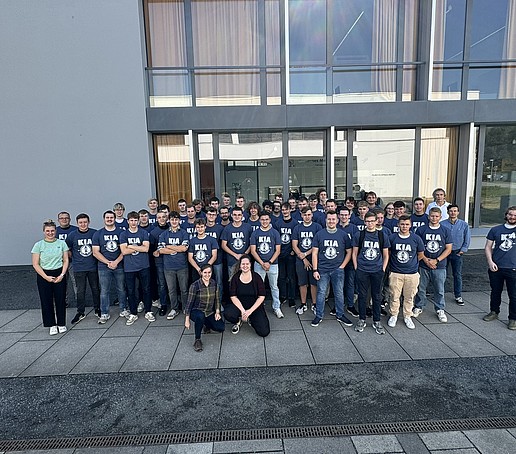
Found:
[155,263,170,308]
[344,265,356,308]
[37,268,66,327]
[356,269,384,322]
[74,270,100,314]
[126,268,151,315]
[189,309,225,339]
[278,254,296,301]
[489,268,516,320]
[224,303,270,337]
[448,251,463,298]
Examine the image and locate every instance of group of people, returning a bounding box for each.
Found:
[31,188,516,352]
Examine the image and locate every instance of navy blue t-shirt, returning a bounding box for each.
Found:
[274,217,295,258]
[92,226,124,270]
[56,225,77,242]
[188,235,219,267]
[245,217,261,232]
[206,223,225,265]
[410,213,428,232]
[338,222,358,241]
[312,210,326,227]
[150,224,170,265]
[181,220,197,239]
[220,223,253,266]
[416,224,452,269]
[66,228,98,272]
[250,227,281,263]
[148,213,157,225]
[312,228,351,273]
[292,222,322,260]
[352,230,391,273]
[351,217,366,231]
[115,218,128,230]
[159,228,189,271]
[389,232,424,274]
[487,224,516,269]
[119,228,150,272]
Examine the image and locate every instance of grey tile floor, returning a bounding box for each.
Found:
[0,291,513,378]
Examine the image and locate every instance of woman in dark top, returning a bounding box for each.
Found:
[184,264,225,352]
[225,255,270,337]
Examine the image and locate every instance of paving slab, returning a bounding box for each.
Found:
[284,436,355,453]
[419,431,474,450]
[413,308,459,325]
[387,323,458,360]
[143,447,169,454]
[213,439,283,453]
[351,434,404,453]
[70,309,116,330]
[70,336,140,374]
[5,450,75,454]
[464,429,516,454]
[443,296,485,315]
[120,326,183,372]
[425,323,506,358]
[453,313,516,355]
[147,312,185,327]
[219,327,266,368]
[169,333,221,370]
[301,319,363,364]
[21,323,69,341]
[0,332,27,355]
[397,433,430,453]
[0,340,56,377]
[75,448,144,454]
[101,315,151,337]
[20,329,105,376]
[265,329,314,366]
[346,326,411,362]
[430,449,479,454]
[0,310,26,329]
[166,443,213,453]
[266,306,303,331]
[0,309,43,333]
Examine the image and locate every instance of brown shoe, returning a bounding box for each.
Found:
[193,339,203,352]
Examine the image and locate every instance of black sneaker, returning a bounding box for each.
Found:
[329,308,337,316]
[346,306,360,317]
[71,313,85,324]
[158,307,167,316]
[311,317,322,327]
[366,307,373,318]
[455,296,464,306]
[288,299,296,307]
[336,314,353,326]
[95,308,101,318]
[381,307,388,316]
[112,298,119,306]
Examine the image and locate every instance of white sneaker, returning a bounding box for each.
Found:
[404,317,415,329]
[145,312,156,322]
[152,299,160,307]
[98,314,110,324]
[49,326,58,335]
[126,314,138,326]
[437,309,448,323]
[137,302,144,313]
[274,308,284,319]
[412,307,423,318]
[58,326,67,334]
[387,316,397,328]
[295,306,305,315]
[119,309,130,318]
[167,309,179,320]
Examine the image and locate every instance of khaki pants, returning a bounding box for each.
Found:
[389,272,420,318]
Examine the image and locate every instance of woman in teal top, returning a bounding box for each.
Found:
[31,220,69,335]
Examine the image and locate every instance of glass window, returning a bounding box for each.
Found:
[353,129,415,206]
[154,134,192,207]
[288,131,325,198]
[266,0,281,105]
[219,132,283,203]
[469,0,509,61]
[199,134,215,205]
[334,130,347,202]
[419,128,459,208]
[480,125,516,226]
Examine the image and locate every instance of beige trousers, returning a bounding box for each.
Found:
[389,272,420,318]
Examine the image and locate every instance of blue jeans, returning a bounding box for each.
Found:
[212,263,223,305]
[356,269,384,322]
[189,309,225,339]
[98,267,127,314]
[315,268,344,319]
[488,268,516,320]
[155,263,169,308]
[344,265,356,308]
[125,268,151,315]
[448,251,463,298]
[415,267,446,311]
[254,262,280,310]
[164,268,189,311]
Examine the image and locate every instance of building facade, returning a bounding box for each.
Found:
[2,0,516,265]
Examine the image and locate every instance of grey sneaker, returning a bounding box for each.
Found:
[145,312,156,322]
[126,314,138,326]
[483,311,498,322]
[167,309,179,320]
[372,321,385,335]
[98,314,110,324]
[508,319,516,330]
[455,296,464,306]
[436,309,447,323]
[354,319,366,333]
[412,307,423,318]
[137,302,144,313]
[295,305,305,315]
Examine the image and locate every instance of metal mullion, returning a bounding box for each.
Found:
[258,0,267,106]
[213,133,221,197]
[473,126,486,228]
[184,0,196,107]
[461,0,473,100]
[326,0,333,100]
[282,130,289,198]
[413,127,421,199]
[346,129,355,197]
[395,0,406,102]
[280,0,287,104]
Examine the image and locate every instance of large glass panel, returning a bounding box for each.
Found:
[420,128,459,208]
[469,0,509,61]
[468,127,480,227]
[431,66,463,100]
[334,130,347,202]
[154,134,192,208]
[219,132,283,203]
[266,0,281,105]
[467,64,516,100]
[192,0,259,106]
[332,66,397,103]
[199,134,215,205]
[353,129,414,207]
[288,131,325,198]
[480,125,516,226]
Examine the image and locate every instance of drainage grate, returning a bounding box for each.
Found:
[1,417,516,451]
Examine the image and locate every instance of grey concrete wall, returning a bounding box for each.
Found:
[0,0,152,265]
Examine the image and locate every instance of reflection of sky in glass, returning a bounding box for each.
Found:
[441,0,466,61]
[470,0,508,60]
[289,0,326,65]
